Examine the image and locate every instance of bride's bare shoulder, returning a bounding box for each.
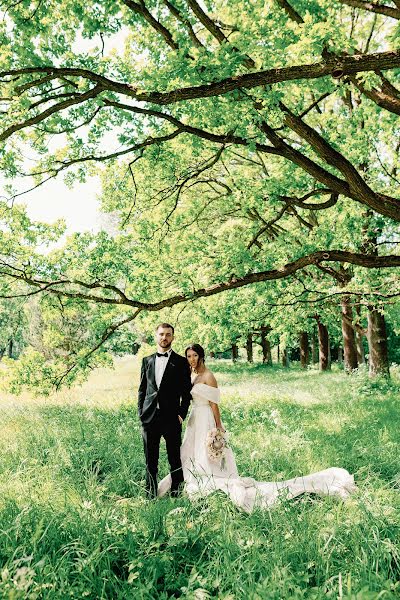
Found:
[203,369,218,388]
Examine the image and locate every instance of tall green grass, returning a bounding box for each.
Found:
[0,357,399,598]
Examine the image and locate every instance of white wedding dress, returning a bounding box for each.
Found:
[158,383,355,512]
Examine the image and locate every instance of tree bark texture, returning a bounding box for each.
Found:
[317,319,331,371]
[246,333,253,363]
[299,331,309,368]
[341,296,359,371]
[367,307,390,377]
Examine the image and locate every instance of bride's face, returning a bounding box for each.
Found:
[186,349,199,369]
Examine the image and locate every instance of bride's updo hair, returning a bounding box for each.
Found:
[185,343,205,369]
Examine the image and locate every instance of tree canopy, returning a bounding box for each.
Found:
[0,0,399,388]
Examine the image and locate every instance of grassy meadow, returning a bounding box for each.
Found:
[0,356,399,599]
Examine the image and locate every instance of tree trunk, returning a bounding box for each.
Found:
[338,346,343,365]
[281,347,290,368]
[299,331,309,369]
[361,211,389,377]
[8,338,13,359]
[246,333,253,363]
[367,307,390,377]
[232,343,239,362]
[317,319,330,371]
[356,332,366,365]
[355,305,366,365]
[341,296,358,372]
[311,328,318,364]
[261,331,272,365]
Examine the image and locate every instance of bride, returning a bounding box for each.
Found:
[158,344,355,512]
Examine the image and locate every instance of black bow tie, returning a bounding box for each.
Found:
[156,352,169,358]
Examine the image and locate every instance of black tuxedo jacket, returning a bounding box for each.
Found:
[138,350,192,426]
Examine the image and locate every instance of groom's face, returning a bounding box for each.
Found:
[156,326,174,350]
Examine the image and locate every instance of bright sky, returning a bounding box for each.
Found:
[8,30,129,236]
[19,176,102,234]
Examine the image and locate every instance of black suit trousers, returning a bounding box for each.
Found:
[141,410,183,498]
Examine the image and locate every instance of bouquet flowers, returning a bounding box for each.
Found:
[206,427,229,469]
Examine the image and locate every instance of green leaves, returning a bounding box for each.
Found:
[0,0,398,389]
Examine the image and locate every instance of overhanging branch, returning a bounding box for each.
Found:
[0,251,399,310]
[1,50,400,109]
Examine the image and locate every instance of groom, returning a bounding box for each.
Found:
[138,323,192,498]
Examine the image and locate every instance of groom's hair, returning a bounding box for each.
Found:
[155,322,175,334]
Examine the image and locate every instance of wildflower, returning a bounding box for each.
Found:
[13,566,35,591]
[270,409,281,426]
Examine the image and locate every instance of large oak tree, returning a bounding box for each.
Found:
[0,0,399,387]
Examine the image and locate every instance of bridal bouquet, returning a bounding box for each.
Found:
[206,427,228,469]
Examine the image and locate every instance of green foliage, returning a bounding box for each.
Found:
[0,0,399,388]
[0,297,27,359]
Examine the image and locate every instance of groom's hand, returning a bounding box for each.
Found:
[178,415,183,424]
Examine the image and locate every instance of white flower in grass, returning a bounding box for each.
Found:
[270,409,281,426]
[167,506,185,516]
[193,589,211,599]
[127,571,140,583]
[13,566,35,591]
[166,506,186,536]
[82,500,94,510]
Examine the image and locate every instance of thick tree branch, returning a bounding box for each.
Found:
[0,84,104,141]
[186,0,228,43]
[0,251,399,310]
[349,73,400,116]
[342,312,367,335]
[1,51,400,107]
[185,0,256,68]
[258,119,354,199]
[102,99,282,155]
[121,0,180,50]
[337,0,400,19]
[279,102,400,219]
[315,263,352,284]
[163,0,204,48]
[275,0,304,23]
[280,190,338,210]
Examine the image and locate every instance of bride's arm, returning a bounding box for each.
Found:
[209,401,224,430]
[204,371,225,431]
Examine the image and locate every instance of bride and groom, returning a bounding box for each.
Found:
[137,323,355,512]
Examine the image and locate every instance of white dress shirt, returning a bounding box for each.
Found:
[155,348,172,389]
